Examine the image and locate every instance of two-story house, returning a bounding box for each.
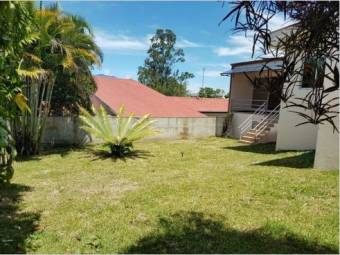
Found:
[221,24,339,170]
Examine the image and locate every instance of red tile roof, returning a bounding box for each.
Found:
[169,96,229,113]
[92,75,228,117]
[92,75,205,117]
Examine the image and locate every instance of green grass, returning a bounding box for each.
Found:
[0,138,338,253]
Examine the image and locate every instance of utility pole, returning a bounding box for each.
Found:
[201,67,205,88]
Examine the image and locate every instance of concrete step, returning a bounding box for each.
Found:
[241,135,256,141]
[247,130,269,136]
[239,139,254,144]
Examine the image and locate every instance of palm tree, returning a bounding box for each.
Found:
[13,5,103,155]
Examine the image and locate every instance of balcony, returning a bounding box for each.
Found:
[230,99,280,113]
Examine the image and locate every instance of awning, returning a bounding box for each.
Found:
[221,60,283,76]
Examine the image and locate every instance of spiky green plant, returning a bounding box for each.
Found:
[80,105,157,157]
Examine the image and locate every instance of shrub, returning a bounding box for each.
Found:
[0,120,16,184]
[80,105,157,157]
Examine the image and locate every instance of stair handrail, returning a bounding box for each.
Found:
[253,104,280,139]
[238,102,266,137]
[255,112,279,139]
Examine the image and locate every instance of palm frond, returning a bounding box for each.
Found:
[16,68,48,80]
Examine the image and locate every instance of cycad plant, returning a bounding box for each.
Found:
[80,105,157,157]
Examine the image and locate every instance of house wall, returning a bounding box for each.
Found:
[314,113,339,170]
[275,88,319,150]
[314,61,339,170]
[230,73,254,111]
[229,112,253,138]
[41,116,224,148]
[275,57,319,151]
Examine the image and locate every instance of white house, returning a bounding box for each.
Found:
[221,25,339,170]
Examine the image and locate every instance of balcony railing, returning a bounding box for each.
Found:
[231,99,268,112]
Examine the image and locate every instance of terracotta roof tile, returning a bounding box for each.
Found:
[169,96,229,113]
[92,75,206,117]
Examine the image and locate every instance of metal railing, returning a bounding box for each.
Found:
[231,99,268,112]
[253,104,280,141]
[239,102,267,137]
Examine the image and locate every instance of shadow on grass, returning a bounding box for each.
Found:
[122,211,337,254]
[224,143,315,169]
[85,147,153,162]
[16,145,84,162]
[223,143,280,154]
[0,184,40,253]
[255,151,315,168]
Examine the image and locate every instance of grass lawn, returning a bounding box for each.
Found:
[0,138,338,253]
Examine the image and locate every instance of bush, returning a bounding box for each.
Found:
[0,120,16,184]
[80,105,157,157]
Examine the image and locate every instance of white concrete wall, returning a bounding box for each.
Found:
[275,95,319,150]
[41,116,224,147]
[314,60,339,170]
[314,113,339,170]
[275,58,319,151]
[230,112,253,138]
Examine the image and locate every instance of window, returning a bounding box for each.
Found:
[302,58,325,88]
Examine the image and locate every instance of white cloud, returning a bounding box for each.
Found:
[95,31,203,51]
[268,15,294,31]
[177,38,203,48]
[214,34,254,57]
[95,31,148,51]
[214,15,294,57]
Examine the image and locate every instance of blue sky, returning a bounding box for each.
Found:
[58,1,289,94]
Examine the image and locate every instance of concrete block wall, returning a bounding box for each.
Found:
[41,116,225,147]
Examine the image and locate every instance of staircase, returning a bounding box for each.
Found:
[239,104,280,144]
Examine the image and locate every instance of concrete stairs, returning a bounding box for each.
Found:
[239,120,277,144]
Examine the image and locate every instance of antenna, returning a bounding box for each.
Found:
[202,67,205,88]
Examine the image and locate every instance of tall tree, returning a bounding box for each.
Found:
[198,87,225,98]
[49,15,102,115]
[13,5,102,155]
[222,1,339,131]
[138,29,194,96]
[0,2,33,183]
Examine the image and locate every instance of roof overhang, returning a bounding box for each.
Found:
[221,59,283,76]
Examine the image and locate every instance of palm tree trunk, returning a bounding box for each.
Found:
[13,73,55,155]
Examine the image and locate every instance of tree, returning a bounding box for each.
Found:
[222,1,339,131]
[198,87,225,98]
[0,2,33,183]
[13,5,102,155]
[50,72,97,116]
[49,14,102,116]
[138,29,194,96]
